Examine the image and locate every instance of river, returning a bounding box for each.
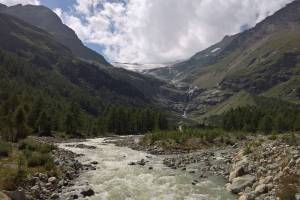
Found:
[59,138,235,200]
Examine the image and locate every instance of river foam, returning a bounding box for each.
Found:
[59,138,235,200]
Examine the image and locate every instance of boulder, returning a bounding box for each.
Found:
[5,190,26,200]
[238,192,256,200]
[229,175,256,194]
[137,159,146,166]
[48,177,57,184]
[229,166,245,182]
[50,193,59,199]
[81,189,95,197]
[75,144,96,149]
[128,162,136,165]
[254,184,268,195]
[91,161,98,165]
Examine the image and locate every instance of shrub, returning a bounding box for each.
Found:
[281,133,298,146]
[0,140,11,157]
[277,174,300,200]
[243,140,262,155]
[243,144,252,155]
[268,134,277,140]
[27,152,52,167]
[19,138,54,153]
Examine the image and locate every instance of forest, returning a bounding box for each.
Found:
[0,50,169,142]
[220,98,300,133]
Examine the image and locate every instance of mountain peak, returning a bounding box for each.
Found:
[0,4,110,66]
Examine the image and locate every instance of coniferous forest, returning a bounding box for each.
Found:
[220,98,300,133]
[0,49,168,142]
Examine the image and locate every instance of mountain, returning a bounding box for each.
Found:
[0,3,109,66]
[0,12,153,105]
[0,12,188,138]
[0,3,186,113]
[147,0,300,96]
[145,0,300,120]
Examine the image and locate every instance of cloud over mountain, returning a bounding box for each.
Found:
[2,0,294,63]
[0,0,39,6]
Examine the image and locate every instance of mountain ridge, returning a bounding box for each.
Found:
[0,3,110,66]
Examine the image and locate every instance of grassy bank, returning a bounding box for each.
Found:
[0,138,58,191]
[140,129,299,151]
[140,129,246,150]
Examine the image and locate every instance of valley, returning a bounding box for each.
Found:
[0,0,300,200]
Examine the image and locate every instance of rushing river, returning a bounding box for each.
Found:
[59,138,235,200]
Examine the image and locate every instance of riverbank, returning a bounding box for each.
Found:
[109,133,300,200]
[2,133,298,200]
[0,136,96,200]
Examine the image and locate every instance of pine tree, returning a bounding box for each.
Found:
[258,115,273,134]
[37,111,52,136]
[14,107,28,142]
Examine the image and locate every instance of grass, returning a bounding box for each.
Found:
[243,140,263,155]
[262,77,300,104]
[141,128,248,150]
[0,138,58,191]
[201,91,255,120]
[277,174,300,200]
[280,133,299,146]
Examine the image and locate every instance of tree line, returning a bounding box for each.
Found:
[220,98,300,133]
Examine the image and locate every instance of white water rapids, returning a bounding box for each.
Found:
[59,138,235,200]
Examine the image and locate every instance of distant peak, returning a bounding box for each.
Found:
[0,3,7,8]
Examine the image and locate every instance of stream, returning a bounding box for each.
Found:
[59,138,235,200]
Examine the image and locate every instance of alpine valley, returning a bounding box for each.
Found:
[0,1,300,200]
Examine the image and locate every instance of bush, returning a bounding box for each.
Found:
[243,140,262,155]
[19,138,54,153]
[281,133,298,146]
[18,138,55,168]
[141,128,249,150]
[268,134,277,140]
[0,155,27,191]
[27,152,52,167]
[277,174,300,200]
[0,140,11,157]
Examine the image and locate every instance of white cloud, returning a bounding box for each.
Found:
[0,0,40,6]
[55,0,294,64]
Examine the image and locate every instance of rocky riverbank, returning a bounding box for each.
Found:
[109,134,300,199]
[227,138,300,200]
[0,137,97,200]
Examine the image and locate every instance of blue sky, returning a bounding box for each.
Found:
[40,0,75,11]
[40,0,108,58]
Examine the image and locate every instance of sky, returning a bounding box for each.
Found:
[0,0,295,64]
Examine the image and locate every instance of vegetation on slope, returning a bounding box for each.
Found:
[0,138,57,191]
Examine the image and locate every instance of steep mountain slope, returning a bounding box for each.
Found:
[145,0,300,121]
[147,0,300,99]
[0,13,150,108]
[0,3,109,66]
[0,3,186,114]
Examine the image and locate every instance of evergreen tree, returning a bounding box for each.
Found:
[37,111,52,135]
[14,107,28,141]
[258,115,273,134]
